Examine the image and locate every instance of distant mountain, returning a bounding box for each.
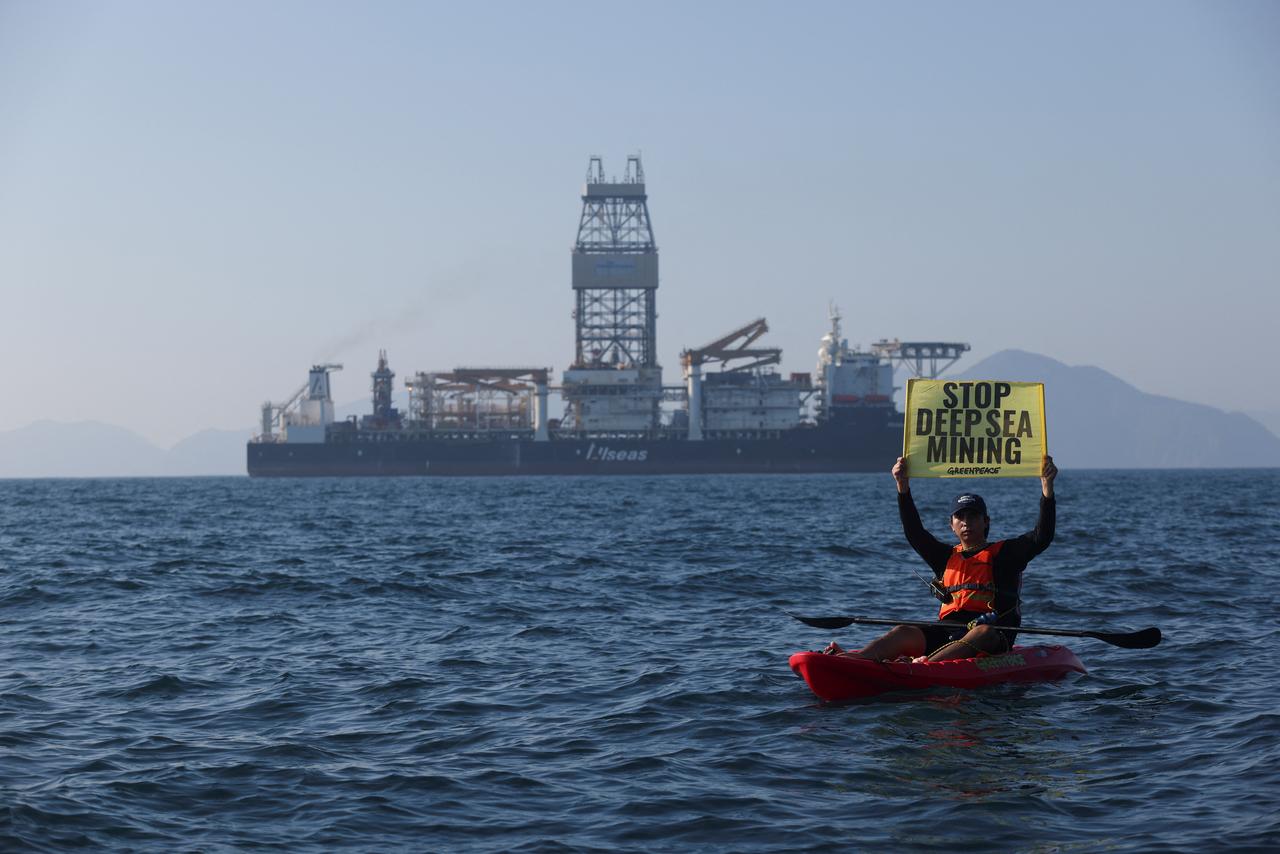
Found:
[0,420,166,477]
[0,421,252,478]
[1243,410,1280,441]
[951,350,1280,468]
[163,428,255,476]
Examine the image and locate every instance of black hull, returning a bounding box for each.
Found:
[247,420,900,477]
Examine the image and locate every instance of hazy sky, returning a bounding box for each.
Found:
[3,0,1277,446]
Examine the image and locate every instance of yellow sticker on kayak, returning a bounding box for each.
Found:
[902,379,1047,478]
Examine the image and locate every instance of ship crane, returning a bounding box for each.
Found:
[680,318,784,441]
[259,363,343,440]
[681,318,781,374]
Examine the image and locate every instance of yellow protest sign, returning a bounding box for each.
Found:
[902,379,1047,478]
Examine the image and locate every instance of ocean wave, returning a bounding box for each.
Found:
[0,473,1276,851]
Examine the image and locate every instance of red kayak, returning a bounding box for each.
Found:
[789,645,1086,702]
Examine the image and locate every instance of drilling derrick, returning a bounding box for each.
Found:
[562,155,662,434]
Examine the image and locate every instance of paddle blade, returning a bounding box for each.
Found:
[790,614,857,630]
[1101,626,1162,649]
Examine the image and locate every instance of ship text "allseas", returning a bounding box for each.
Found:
[585,444,649,462]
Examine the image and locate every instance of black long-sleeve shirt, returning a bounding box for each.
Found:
[897,491,1056,625]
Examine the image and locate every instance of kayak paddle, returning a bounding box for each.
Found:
[789,613,1161,650]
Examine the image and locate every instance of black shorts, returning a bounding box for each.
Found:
[920,614,1017,654]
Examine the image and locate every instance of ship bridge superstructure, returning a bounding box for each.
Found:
[562,155,662,434]
[815,309,896,424]
[255,363,343,444]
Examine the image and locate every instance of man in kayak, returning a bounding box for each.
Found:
[824,454,1058,662]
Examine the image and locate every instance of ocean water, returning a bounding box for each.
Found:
[1,470,1277,852]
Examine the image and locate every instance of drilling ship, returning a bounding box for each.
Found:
[246,156,967,477]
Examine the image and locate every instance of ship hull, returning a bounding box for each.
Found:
[246,421,898,477]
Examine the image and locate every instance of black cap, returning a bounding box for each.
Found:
[951,493,987,516]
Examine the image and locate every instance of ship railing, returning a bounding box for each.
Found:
[328,426,540,442]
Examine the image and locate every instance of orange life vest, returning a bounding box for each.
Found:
[938,540,1004,619]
